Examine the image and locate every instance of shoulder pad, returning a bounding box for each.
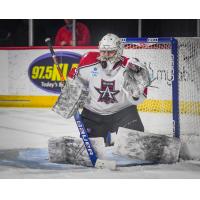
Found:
[79,52,100,68]
[68,52,100,79]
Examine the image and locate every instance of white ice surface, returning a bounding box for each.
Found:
[0,108,200,178]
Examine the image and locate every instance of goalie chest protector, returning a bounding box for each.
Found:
[69,52,146,115]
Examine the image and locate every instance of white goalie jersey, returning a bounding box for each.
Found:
[68,52,148,115]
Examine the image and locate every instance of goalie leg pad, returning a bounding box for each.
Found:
[113,127,181,163]
[48,136,106,167]
[179,134,200,160]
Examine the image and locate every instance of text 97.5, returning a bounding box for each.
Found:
[31,64,71,81]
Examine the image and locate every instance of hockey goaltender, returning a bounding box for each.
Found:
[48,33,181,168]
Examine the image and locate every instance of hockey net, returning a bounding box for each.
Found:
[122,37,200,138]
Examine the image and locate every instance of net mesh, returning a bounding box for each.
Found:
[177,38,200,135]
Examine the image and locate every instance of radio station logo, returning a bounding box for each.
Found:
[28,51,81,93]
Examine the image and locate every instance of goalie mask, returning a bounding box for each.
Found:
[98,33,123,73]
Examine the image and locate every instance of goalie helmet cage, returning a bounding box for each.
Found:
[122,37,200,138]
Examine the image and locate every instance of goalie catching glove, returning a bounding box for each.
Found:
[123,57,150,99]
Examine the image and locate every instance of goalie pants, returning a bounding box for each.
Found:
[81,105,144,142]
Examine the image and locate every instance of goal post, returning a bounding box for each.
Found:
[122,37,200,139]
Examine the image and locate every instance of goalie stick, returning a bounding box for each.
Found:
[45,38,116,169]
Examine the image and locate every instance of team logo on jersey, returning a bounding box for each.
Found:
[95,80,120,104]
